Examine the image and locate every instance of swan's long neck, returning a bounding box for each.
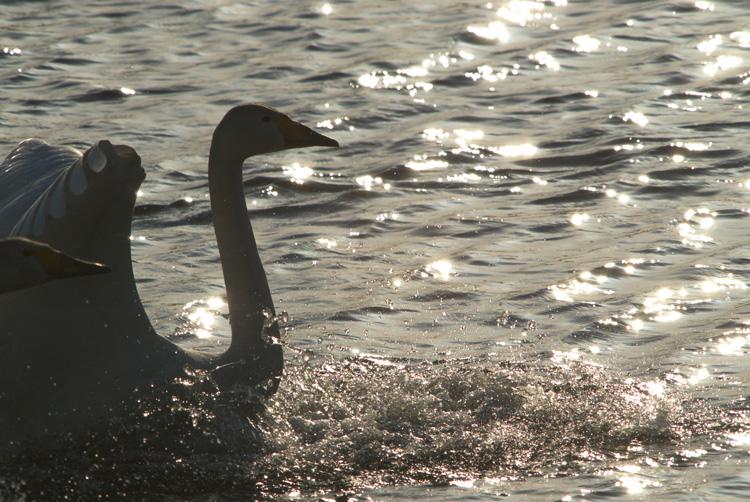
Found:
[208,142,276,357]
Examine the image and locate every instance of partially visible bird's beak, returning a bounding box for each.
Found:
[274,116,339,149]
[32,246,111,280]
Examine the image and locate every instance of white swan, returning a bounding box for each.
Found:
[0,104,338,451]
[0,237,110,294]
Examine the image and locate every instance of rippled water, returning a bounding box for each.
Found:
[3,0,750,500]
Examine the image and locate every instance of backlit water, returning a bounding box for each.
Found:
[2,0,750,500]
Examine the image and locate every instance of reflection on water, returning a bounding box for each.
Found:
[174,298,227,341]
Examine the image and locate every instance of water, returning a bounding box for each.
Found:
[2,0,750,499]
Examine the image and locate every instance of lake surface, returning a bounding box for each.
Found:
[3,0,750,500]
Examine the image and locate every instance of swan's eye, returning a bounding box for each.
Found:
[262,116,272,123]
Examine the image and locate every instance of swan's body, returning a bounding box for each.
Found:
[0,237,110,294]
[0,105,338,453]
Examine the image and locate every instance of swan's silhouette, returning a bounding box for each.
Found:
[0,104,338,452]
[0,237,110,294]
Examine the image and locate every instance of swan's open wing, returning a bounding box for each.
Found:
[0,139,81,237]
[0,139,144,273]
[0,141,185,450]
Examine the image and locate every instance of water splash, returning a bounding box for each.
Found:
[0,355,728,500]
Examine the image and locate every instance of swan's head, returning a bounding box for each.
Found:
[0,237,110,294]
[213,104,339,161]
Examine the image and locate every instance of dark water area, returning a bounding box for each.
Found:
[3,0,750,500]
